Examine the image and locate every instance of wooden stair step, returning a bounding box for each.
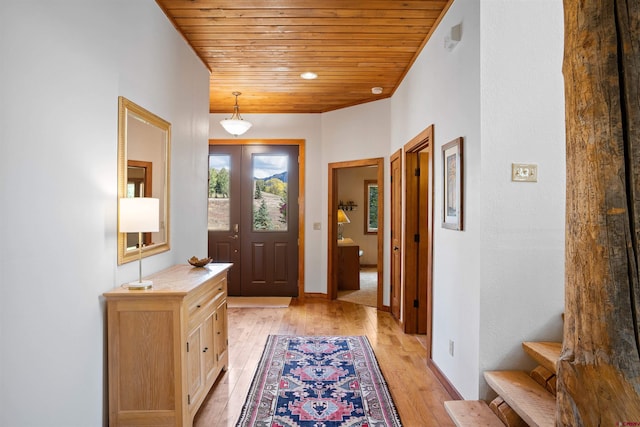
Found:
[444,400,504,427]
[522,341,562,373]
[484,370,556,427]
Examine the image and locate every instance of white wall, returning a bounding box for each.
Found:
[391,0,483,398]
[391,0,565,399]
[478,0,565,399]
[323,100,392,303]
[0,1,210,425]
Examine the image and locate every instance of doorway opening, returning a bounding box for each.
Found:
[403,125,434,351]
[328,158,384,309]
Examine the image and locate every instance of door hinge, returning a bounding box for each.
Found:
[186,342,189,352]
[188,394,191,405]
[414,234,420,243]
[390,175,393,183]
[415,167,421,176]
[414,299,419,308]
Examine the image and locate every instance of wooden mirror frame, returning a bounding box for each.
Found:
[117,96,171,265]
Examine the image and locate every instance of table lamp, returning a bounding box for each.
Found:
[337,208,350,240]
[119,197,159,289]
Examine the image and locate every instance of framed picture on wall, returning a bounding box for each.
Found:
[442,137,463,230]
[364,180,378,234]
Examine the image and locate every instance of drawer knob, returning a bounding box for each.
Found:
[196,304,201,308]
[203,347,208,352]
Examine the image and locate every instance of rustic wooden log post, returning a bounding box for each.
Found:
[559,0,640,424]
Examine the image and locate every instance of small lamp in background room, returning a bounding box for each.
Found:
[337,208,350,240]
[119,197,159,290]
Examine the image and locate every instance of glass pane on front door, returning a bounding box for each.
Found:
[252,154,288,232]
[208,155,231,231]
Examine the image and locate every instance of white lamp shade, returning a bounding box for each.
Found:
[220,118,252,136]
[119,198,160,233]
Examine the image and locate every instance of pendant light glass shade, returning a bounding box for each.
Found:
[220,91,252,136]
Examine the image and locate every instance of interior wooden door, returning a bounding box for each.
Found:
[403,125,434,338]
[209,144,299,296]
[390,150,402,321]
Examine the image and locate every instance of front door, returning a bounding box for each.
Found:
[208,144,299,296]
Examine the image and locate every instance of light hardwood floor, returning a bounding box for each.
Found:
[193,298,456,427]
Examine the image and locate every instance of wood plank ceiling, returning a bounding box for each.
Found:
[156,0,452,114]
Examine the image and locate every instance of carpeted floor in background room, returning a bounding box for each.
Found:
[337,267,377,307]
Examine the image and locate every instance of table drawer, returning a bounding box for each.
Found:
[186,275,226,328]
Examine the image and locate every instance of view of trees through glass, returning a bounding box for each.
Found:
[252,155,288,232]
[366,181,378,234]
[207,154,288,232]
[208,155,231,231]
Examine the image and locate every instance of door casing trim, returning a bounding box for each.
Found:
[389,149,403,322]
[327,158,385,309]
[403,125,434,355]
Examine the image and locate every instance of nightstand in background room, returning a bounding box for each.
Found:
[337,238,360,290]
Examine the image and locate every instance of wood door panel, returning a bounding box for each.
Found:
[250,242,267,282]
[202,312,216,383]
[210,242,232,262]
[214,301,228,363]
[186,327,203,402]
[273,242,289,282]
[118,311,175,410]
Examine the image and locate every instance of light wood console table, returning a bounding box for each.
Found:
[104,263,232,427]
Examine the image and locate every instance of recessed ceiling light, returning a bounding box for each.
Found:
[371,87,383,95]
[300,71,318,80]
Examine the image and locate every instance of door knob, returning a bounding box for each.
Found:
[229,234,239,239]
[393,246,399,251]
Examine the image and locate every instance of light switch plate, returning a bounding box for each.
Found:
[512,163,538,182]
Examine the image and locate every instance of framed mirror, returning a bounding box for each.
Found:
[117,96,171,265]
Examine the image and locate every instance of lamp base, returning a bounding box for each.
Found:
[127,280,153,290]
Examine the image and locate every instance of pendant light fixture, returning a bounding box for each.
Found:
[220,91,252,136]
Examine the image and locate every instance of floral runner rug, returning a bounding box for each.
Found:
[236,335,402,427]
